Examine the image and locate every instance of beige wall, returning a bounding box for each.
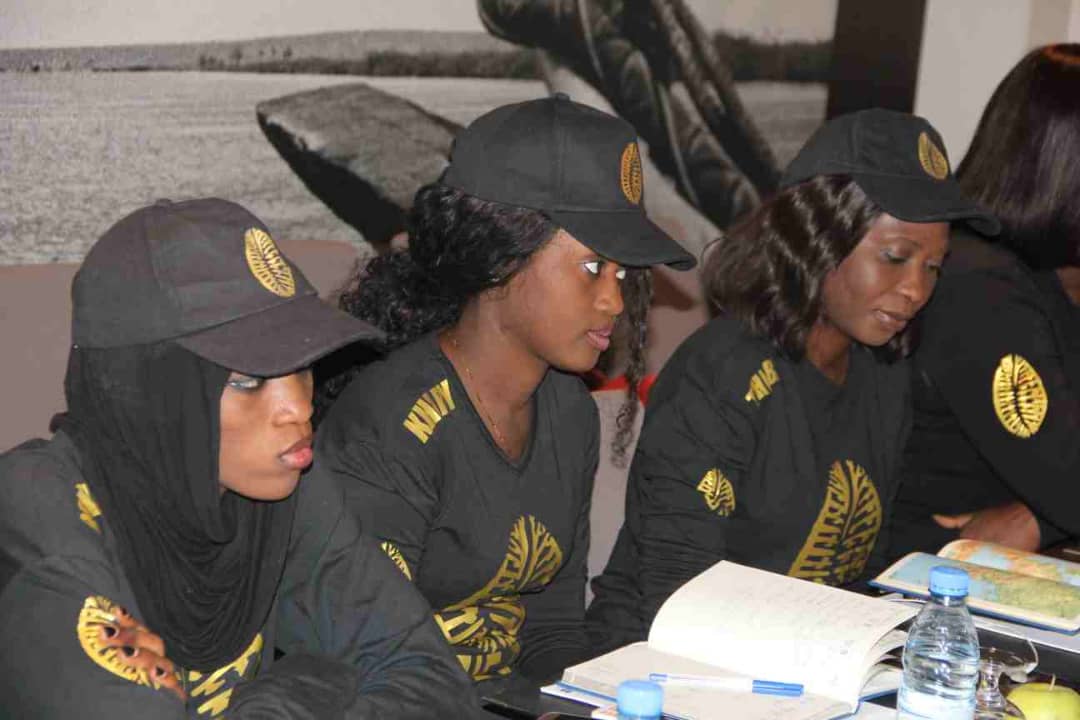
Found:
[0,239,360,453]
[915,0,1080,164]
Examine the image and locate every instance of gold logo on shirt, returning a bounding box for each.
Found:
[403,378,456,443]
[77,595,152,688]
[76,482,102,533]
[244,227,295,297]
[77,595,262,716]
[917,132,949,180]
[788,460,882,586]
[992,353,1047,438]
[620,142,643,205]
[744,359,780,404]
[187,633,263,717]
[434,515,564,680]
[381,540,413,580]
[697,468,735,517]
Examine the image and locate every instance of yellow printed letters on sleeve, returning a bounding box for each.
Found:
[403,379,456,443]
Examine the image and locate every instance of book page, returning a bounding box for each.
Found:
[872,553,1080,632]
[860,662,902,698]
[647,562,917,705]
[972,613,1080,655]
[939,540,1080,587]
[560,642,849,720]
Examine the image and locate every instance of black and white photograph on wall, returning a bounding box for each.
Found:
[1,0,837,266]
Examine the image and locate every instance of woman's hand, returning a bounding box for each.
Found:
[933,501,1041,551]
[97,606,187,702]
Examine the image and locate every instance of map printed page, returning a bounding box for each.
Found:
[647,561,916,706]
[873,546,1080,633]
[939,540,1080,587]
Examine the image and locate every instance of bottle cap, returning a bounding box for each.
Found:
[617,679,663,716]
[929,565,970,597]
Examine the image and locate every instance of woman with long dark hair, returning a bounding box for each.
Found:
[889,44,1080,555]
[310,95,694,686]
[0,199,479,718]
[586,109,997,653]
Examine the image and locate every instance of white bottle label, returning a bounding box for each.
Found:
[897,690,974,719]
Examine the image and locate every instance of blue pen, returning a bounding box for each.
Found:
[648,673,804,697]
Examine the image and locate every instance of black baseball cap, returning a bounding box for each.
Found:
[781,108,999,236]
[440,93,696,270]
[72,198,384,376]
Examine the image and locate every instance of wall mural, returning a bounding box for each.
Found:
[0,0,835,266]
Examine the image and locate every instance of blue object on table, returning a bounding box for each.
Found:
[648,673,804,697]
[616,679,663,719]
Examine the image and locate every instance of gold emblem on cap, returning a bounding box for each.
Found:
[917,132,949,180]
[992,353,1047,438]
[620,142,643,205]
[244,228,295,298]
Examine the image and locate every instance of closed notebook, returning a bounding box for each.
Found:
[871,539,1080,634]
[550,561,917,720]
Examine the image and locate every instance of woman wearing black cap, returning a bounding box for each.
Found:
[889,44,1080,557]
[310,95,694,687]
[586,109,997,653]
[0,199,479,718]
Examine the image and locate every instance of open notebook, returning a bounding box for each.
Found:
[552,561,917,720]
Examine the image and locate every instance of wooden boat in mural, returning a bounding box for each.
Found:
[256,82,461,251]
[256,0,777,250]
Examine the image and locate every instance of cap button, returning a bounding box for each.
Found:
[552,92,570,101]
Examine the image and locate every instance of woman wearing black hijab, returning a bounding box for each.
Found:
[0,198,479,718]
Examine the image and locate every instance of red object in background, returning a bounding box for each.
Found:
[583,370,657,405]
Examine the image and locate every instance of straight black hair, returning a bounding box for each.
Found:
[958,44,1080,269]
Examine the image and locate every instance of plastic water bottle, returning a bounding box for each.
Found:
[897,565,980,719]
[616,679,663,720]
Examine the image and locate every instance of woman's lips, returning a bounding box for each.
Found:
[586,328,613,351]
[280,436,313,470]
[874,309,911,333]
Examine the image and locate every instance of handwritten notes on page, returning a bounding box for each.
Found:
[647,561,916,705]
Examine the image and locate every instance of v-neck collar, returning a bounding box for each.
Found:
[429,332,541,472]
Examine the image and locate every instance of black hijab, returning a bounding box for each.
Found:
[55,342,296,670]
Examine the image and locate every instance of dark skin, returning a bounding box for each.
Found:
[805,213,949,384]
[930,264,1080,551]
[933,502,1041,551]
[440,229,625,460]
[102,368,317,704]
[94,606,186,701]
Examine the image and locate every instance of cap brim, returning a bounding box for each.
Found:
[855,174,1001,236]
[546,209,697,270]
[176,293,385,377]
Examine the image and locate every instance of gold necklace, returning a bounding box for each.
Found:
[448,334,509,451]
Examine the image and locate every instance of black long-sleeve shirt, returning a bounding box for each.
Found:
[890,230,1080,556]
[0,431,480,719]
[312,332,598,685]
[586,316,911,653]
